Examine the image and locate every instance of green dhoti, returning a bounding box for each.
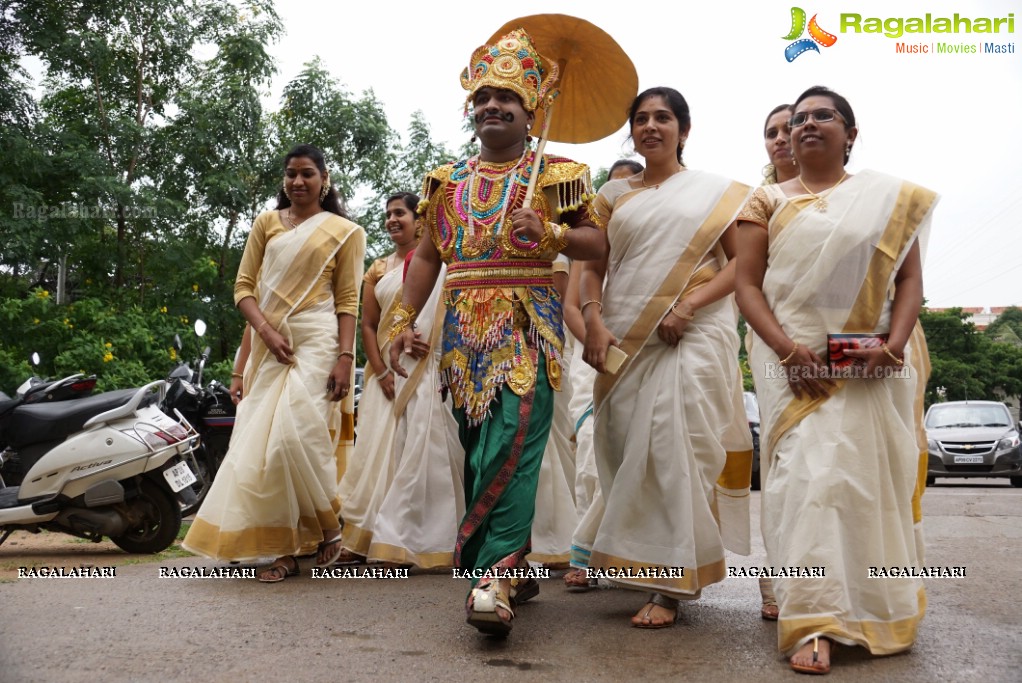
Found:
[454,358,553,586]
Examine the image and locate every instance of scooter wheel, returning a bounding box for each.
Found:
[111,479,182,554]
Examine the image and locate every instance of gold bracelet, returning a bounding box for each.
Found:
[256,319,272,333]
[337,350,355,360]
[231,372,244,379]
[778,342,799,365]
[881,343,905,366]
[670,302,695,321]
[580,299,603,313]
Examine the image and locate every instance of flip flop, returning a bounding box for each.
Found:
[632,593,678,629]
[258,556,299,583]
[315,534,344,567]
[789,637,832,675]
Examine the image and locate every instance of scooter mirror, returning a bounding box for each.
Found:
[194,319,207,337]
[30,352,40,366]
[174,334,183,352]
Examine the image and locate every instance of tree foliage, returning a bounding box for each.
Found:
[0,2,449,393]
[920,307,1022,408]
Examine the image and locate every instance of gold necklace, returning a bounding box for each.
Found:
[640,165,684,190]
[797,172,847,212]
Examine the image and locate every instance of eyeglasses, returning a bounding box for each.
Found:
[789,108,846,128]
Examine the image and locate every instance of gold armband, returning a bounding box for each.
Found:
[385,302,417,343]
[541,222,570,254]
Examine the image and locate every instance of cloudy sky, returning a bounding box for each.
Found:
[267,0,1020,308]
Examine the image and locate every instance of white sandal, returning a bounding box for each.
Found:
[466,580,514,636]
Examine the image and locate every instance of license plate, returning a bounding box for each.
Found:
[163,461,197,492]
[953,455,984,464]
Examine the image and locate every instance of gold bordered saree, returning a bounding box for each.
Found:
[340,261,466,568]
[583,170,753,599]
[741,169,937,655]
[183,212,364,561]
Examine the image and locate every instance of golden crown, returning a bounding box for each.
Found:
[460,28,559,113]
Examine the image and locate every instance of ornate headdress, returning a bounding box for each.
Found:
[460,28,559,113]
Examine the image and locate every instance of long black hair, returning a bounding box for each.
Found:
[274,143,347,218]
[627,87,691,165]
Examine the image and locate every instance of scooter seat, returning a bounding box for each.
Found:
[4,389,138,449]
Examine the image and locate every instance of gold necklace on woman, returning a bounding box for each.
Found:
[640,165,684,190]
[284,208,301,229]
[797,172,847,212]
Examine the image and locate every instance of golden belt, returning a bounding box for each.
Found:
[444,260,553,291]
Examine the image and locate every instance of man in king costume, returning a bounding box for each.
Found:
[389,28,605,636]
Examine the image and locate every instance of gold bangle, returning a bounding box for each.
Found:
[231,372,244,379]
[881,343,905,366]
[778,342,799,366]
[256,320,272,333]
[580,299,603,313]
[338,350,355,360]
[670,302,695,321]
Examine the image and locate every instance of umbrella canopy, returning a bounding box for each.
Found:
[487,14,638,144]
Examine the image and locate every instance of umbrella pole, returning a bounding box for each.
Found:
[524,99,555,206]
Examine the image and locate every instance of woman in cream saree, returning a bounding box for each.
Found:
[183,145,364,581]
[341,192,463,568]
[581,88,753,628]
[341,241,465,568]
[736,86,935,675]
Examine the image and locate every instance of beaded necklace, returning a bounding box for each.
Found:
[462,148,529,253]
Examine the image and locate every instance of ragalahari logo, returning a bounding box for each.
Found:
[783,7,838,61]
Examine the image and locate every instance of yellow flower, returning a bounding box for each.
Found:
[180,315,189,325]
[103,352,113,363]
[160,306,168,314]
[105,342,112,348]
[169,348,177,361]
[33,318,40,324]
[192,284,199,292]
[85,278,92,285]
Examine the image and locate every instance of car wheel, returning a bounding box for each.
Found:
[1010,476,1022,488]
[925,476,935,487]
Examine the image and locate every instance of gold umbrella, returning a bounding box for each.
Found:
[486,14,638,201]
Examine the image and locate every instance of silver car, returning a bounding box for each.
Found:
[925,400,1022,487]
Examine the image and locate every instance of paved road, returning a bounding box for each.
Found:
[2,481,1020,682]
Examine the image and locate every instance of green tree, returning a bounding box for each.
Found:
[269,58,396,232]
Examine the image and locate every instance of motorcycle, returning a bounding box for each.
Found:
[0,379,200,553]
[162,320,235,516]
[15,352,97,404]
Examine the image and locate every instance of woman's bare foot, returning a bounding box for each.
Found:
[790,637,831,675]
[631,593,678,629]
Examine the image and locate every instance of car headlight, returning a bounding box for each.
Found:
[927,439,938,452]
[997,435,1020,450]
